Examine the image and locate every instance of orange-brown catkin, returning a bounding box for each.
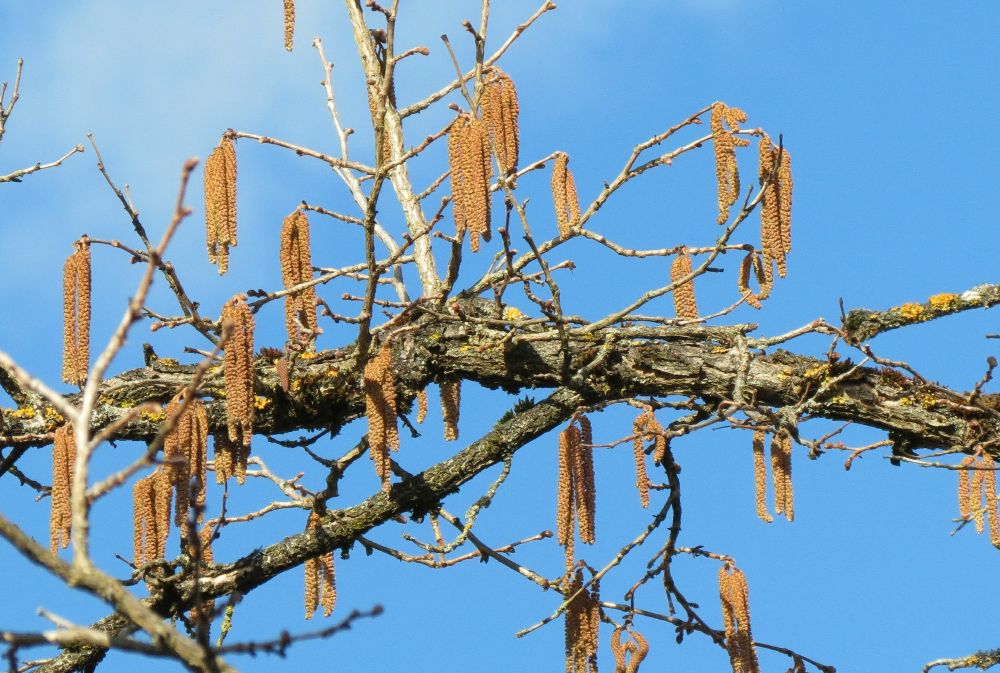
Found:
[971,463,986,534]
[712,103,749,225]
[670,251,699,320]
[718,564,761,673]
[283,0,295,51]
[770,430,794,521]
[416,389,428,424]
[164,394,209,531]
[280,210,319,347]
[205,135,238,275]
[448,114,493,252]
[440,380,460,441]
[564,569,600,673]
[481,67,520,176]
[631,408,658,508]
[213,430,248,485]
[304,511,337,619]
[132,469,172,566]
[984,453,1000,548]
[611,625,650,673]
[758,133,793,280]
[221,295,255,451]
[61,238,91,386]
[737,253,765,310]
[364,344,398,492]
[49,424,76,552]
[573,422,596,545]
[752,430,772,523]
[958,455,975,520]
[552,152,581,239]
[557,426,576,551]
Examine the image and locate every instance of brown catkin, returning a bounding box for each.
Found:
[61,239,91,386]
[611,625,649,673]
[205,135,238,274]
[972,464,986,534]
[752,430,773,523]
[552,152,581,239]
[719,564,761,673]
[711,103,748,225]
[49,424,76,552]
[283,0,294,51]
[567,421,596,545]
[770,430,794,521]
[758,133,790,281]
[737,253,763,310]
[631,409,653,508]
[670,251,699,320]
[440,380,460,441]
[564,569,599,673]
[984,454,1000,548]
[481,67,520,175]
[778,145,793,263]
[164,394,209,531]
[448,114,492,252]
[958,455,975,519]
[416,389,428,424]
[363,344,398,492]
[557,428,575,549]
[280,210,319,346]
[132,469,171,566]
[221,295,255,451]
[304,512,337,619]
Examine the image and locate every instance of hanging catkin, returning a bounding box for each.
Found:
[205,135,238,274]
[304,511,337,619]
[364,344,399,492]
[49,424,76,552]
[440,380,461,441]
[283,0,295,51]
[481,67,520,175]
[448,114,492,252]
[758,133,793,281]
[280,210,319,346]
[670,251,699,320]
[718,563,761,673]
[164,393,209,532]
[221,295,255,451]
[711,102,749,225]
[61,238,91,386]
[564,568,600,673]
[551,152,581,238]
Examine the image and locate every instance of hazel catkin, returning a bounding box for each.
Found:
[221,295,255,452]
[61,238,91,387]
[670,251,699,321]
[280,210,319,347]
[205,135,238,274]
[481,67,520,176]
[448,114,493,252]
[552,152,581,239]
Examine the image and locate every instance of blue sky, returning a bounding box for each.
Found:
[2,2,1000,672]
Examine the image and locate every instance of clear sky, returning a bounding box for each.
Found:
[2,2,1000,672]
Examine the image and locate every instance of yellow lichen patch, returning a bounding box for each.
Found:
[502,306,524,321]
[254,395,272,410]
[299,351,320,360]
[898,303,924,320]
[928,293,959,310]
[803,363,830,380]
[140,410,167,423]
[43,407,64,422]
[10,406,37,419]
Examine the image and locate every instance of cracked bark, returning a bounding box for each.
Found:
[4,307,996,673]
